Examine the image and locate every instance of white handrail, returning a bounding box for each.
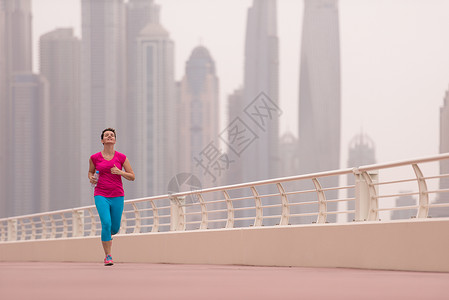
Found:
[1,153,449,242]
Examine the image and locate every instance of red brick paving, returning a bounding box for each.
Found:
[0,262,448,299]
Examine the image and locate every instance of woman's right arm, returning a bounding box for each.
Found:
[88,158,97,184]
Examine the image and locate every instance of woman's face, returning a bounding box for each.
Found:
[102,131,116,145]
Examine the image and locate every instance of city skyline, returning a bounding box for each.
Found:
[30,0,449,172]
[3,0,449,218]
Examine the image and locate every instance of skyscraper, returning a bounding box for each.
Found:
[81,0,126,204]
[40,28,81,211]
[279,132,299,177]
[177,46,220,188]
[124,0,159,199]
[226,87,244,186]
[241,0,280,183]
[298,0,341,222]
[346,133,376,222]
[135,20,176,196]
[431,86,449,217]
[0,0,7,217]
[10,73,50,216]
[225,0,280,226]
[0,0,33,217]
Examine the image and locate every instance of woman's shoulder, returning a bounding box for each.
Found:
[115,151,127,162]
[90,152,102,161]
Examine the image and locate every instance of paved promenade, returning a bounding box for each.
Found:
[0,262,448,299]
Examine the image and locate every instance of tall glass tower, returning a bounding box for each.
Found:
[81,0,126,204]
[242,0,280,183]
[40,28,81,211]
[0,0,33,217]
[298,0,341,223]
[136,21,176,196]
[125,0,159,199]
[431,87,449,217]
[177,46,219,188]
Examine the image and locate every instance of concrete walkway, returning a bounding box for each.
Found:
[0,262,448,299]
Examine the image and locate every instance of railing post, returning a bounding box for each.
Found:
[72,210,84,237]
[170,196,186,231]
[412,164,429,218]
[7,219,17,241]
[354,169,379,221]
[312,178,327,224]
[223,190,234,229]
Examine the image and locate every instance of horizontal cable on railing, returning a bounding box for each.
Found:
[284,189,317,196]
[426,188,449,194]
[324,211,352,215]
[429,202,449,208]
[325,198,355,203]
[184,212,201,216]
[288,200,318,206]
[338,210,355,215]
[257,193,284,199]
[234,217,257,221]
[260,204,282,209]
[289,212,319,217]
[203,199,226,205]
[423,173,449,180]
[372,178,416,186]
[207,219,227,223]
[262,215,281,219]
[376,206,417,212]
[233,207,256,212]
[205,208,228,214]
[376,191,420,199]
[320,186,353,192]
[223,195,256,202]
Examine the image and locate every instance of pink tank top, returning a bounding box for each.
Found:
[90,151,127,197]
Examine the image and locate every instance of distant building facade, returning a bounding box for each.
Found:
[177,46,220,188]
[240,0,280,183]
[0,0,34,217]
[40,28,81,211]
[431,86,449,217]
[226,0,280,226]
[124,0,159,199]
[10,73,50,216]
[298,0,341,223]
[135,21,176,196]
[81,0,126,205]
[279,132,299,177]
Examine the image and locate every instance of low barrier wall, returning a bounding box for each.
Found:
[1,218,448,272]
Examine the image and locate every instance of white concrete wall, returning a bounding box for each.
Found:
[1,218,448,272]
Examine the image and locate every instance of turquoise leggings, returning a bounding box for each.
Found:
[94,196,124,242]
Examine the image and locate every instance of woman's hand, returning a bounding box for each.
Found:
[113,159,135,181]
[89,174,98,185]
[111,164,123,176]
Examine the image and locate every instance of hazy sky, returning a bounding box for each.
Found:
[31,0,449,172]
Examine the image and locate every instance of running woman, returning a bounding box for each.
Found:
[88,128,135,266]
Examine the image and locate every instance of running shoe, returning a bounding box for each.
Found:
[104,254,114,266]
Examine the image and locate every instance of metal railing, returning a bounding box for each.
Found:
[1,153,449,242]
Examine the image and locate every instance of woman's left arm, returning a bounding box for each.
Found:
[111,158,135,181]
